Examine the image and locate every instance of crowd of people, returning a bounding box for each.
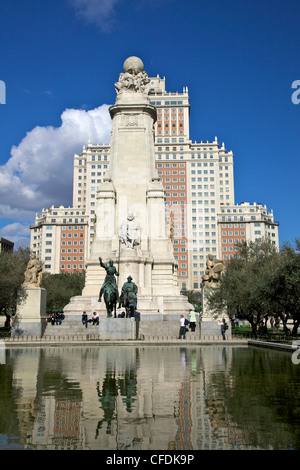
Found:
[178,309,229,340]
[82,311,100,327]
[178,308,198,339]
[47,311,65,325]
[47,305,229,341]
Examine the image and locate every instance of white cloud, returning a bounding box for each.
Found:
[0,104,112,219]
[68,0,122,31]
[2,222,30,237]
[1,222,31,249]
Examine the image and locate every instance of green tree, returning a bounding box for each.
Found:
[270,239,300,335]
[41,271,85,311]
[181,290,202,312]
[0,247,30,316]
[207,239,280,336]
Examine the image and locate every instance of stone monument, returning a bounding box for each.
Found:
[200,254,230,338]
[13,253,47,336]
[65,56,191,322]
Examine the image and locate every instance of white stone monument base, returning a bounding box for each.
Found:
[12,287,47,337]
[98,317,136,340]
[64,293,192,322]
[200,321,231,339]
[201,286,226,322]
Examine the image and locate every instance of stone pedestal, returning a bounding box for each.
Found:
[200,286,231,339]
[64,293,190,322]
[200,321,231,340]
[12,287,47,337]
[201,285,225,322]
[98,317,136,340]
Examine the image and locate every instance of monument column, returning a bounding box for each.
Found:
[66,57,192,318]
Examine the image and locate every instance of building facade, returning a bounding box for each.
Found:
[218,202,279,262]
[0,237,14,252]
[30,206,89,274]
[30,74,279,289]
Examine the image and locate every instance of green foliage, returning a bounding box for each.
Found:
[207,238,300,337]
[41,271,85,311]
[181,290,202,312]
[0,247,30,314]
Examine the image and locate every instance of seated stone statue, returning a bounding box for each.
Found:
[202,254,225,286]
[22,253,43,288]
[119,211,140,249]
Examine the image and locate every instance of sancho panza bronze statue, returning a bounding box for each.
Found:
[119,275,138,317]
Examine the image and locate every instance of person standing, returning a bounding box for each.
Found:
[82,311,88,328]
[178,314,186,339]
[189,308,197,332]
[218,318,227,340]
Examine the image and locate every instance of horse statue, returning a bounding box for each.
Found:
[98,258,120,318]
[102,287,119,318]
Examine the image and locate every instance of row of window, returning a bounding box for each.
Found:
[61,265,84,270]
[222,239,244,245]
[222,231,245,236]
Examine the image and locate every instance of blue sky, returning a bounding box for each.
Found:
[0,0,299,248]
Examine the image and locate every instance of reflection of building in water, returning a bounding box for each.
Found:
[53,399,81,450]
[9,345,252,450]
[173,347,249,450]
[175,381,193,449]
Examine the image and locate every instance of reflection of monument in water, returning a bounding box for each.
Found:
[65,56,191,319]
[9,346,250,450]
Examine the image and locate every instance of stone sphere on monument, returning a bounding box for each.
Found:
[123,56,144,75]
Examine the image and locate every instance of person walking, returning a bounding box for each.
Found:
[218,318,227,340]
[178,314,186,339]
[82,311,88,328]
[188,308,197,332]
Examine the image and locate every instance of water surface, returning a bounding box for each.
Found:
[0,345,299,450]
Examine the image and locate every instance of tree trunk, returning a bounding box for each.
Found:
[292,319,300,336]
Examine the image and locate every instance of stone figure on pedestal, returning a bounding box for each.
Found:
[201,254,228,333]
[22,253,43,288]
[201,254,225,286]
[119,276,138,317]
[115,56,150,95]
[119,212,140,249]
[13,253,46,337]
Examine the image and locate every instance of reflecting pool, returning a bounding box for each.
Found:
[0,345,299,450]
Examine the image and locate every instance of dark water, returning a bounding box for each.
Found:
[0,344,299,450]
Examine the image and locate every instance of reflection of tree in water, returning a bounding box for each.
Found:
[204,348,300,450]
[96,369,137,435]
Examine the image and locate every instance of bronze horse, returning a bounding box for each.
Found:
[98,257,119,318]
[100,287,118,318]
